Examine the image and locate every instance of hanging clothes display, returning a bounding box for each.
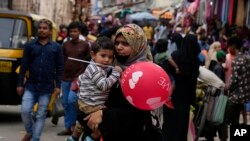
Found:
[225,0,229,24]
[213,0,218,16]
[221,0,226,24]
[232,0,238,25]
[188,0,200,15]
[205,0,211,21]
[236,0,245,26]
[228,0,235,25]
[246,0,250,27]
[196,0,206,24]
[221,0,229,25]
[218,0,224,21]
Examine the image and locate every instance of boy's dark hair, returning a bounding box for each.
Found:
[92,36,114,53]
[228,36,242,50]
[80,22,89,36]
[197,28,206,35]
[68,21,82,31]
[59,24,67,30]
[155,39,168,53]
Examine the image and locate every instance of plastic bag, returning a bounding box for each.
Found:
[51,97,64,117]
[210,91,228,125]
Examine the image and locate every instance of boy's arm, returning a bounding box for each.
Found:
[91,66,120,92]
[168,58,180,73]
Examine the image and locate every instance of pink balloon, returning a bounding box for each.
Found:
[121,62,171,110]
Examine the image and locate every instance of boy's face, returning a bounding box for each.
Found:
[229,45,236,55]
[222,58,226,63]
[91,49,114,68]
[69,28,80,41]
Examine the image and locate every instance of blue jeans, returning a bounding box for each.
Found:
[21,89,51,141]
[61,81,77,129]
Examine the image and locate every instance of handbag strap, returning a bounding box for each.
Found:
[151,113,160,127]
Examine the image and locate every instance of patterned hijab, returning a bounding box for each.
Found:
[205,41,221,68]
[115,24,153,69]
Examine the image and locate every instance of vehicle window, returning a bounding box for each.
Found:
[0,18,28,48]
[32,20,38,37]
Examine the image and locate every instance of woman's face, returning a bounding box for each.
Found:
[215,45,221,51]
[114,35,134,56]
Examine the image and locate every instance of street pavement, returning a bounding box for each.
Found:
[0,105,248,141]
[0,105,66,141]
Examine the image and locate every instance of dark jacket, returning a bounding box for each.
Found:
[17,40,63,93]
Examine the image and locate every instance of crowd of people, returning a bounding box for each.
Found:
[16,8,250,141]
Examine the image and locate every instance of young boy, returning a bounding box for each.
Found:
[154,39,180,74]
[213,50,226,81]
[67,36,122,141]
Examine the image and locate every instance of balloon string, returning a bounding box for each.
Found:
[68,57,115,68]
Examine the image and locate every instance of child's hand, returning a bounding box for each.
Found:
[114,66,123,73]
[175,68,180,74]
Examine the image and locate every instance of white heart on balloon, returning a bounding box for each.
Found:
[146,97,162,105]
[129,79,135,89]
[126,96,135,106]
[132,71,143,83]
[147,97,164,109]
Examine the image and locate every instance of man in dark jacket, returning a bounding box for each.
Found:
[17,19,64,141]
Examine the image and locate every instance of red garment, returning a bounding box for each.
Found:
[57,32,67,42]
[58,32,67,39]
[228,0,234,25]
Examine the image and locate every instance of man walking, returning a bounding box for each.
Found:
[57,21,90,136]
[17,19,64,141]
[220,36,250,141]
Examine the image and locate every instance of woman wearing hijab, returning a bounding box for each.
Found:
[83,24,153,141]
[205,41,222,69]
[162,34,201,141]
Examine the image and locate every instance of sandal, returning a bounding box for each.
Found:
[21,133,32,141]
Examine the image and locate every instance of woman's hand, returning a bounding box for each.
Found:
[84,110,103,132]
[114,66,123,73]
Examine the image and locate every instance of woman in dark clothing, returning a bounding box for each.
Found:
[162,34,201,141]
[167,32,183,56]
[171,32,183,50]
[83,24,153,141]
